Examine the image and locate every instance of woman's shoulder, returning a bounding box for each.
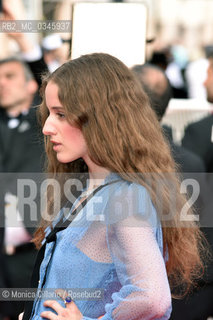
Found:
[105,173,150,195]
[103,174,159,228]
[106,175,152,206]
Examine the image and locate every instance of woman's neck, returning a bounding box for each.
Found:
[83,154,111,190]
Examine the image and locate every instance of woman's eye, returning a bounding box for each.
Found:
[57,113,65,118]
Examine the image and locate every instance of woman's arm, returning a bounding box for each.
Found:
[100,217,172,320]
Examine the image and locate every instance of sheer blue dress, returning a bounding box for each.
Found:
[30,173,172,320]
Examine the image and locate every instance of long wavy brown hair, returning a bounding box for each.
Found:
[34,53,207,297]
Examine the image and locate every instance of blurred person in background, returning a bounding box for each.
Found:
[131,63,205,173]
[41,34,71,73]
[0,2,68,83]
[149,47,188,99]
[132,62,213,320]
[0,57,45,320]
[0,13,58,316]
[0,2,45,318]
[184,46,212,100]
[2,3,49,87]
[182,53,213,173]
[182,58,213,309]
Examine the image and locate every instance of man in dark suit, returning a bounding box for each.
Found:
[0,57,45,320]
[132,63,213,319]
[182,55,213,173]
[131,63,205,173]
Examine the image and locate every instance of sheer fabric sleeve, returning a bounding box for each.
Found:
[83,182,172,320]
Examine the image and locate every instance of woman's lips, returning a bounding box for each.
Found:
[51,141,62,151]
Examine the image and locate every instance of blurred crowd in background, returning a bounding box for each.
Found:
[1,0,213,103]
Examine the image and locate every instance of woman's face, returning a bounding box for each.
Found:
[43,81,88,164]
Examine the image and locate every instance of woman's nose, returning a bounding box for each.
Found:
[42,118,57,136]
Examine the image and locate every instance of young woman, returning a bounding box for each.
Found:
[23,53,205,320]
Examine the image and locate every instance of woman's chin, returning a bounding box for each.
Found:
[56,154,76,164]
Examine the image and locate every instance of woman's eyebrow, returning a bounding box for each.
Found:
[48,106,64,111]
